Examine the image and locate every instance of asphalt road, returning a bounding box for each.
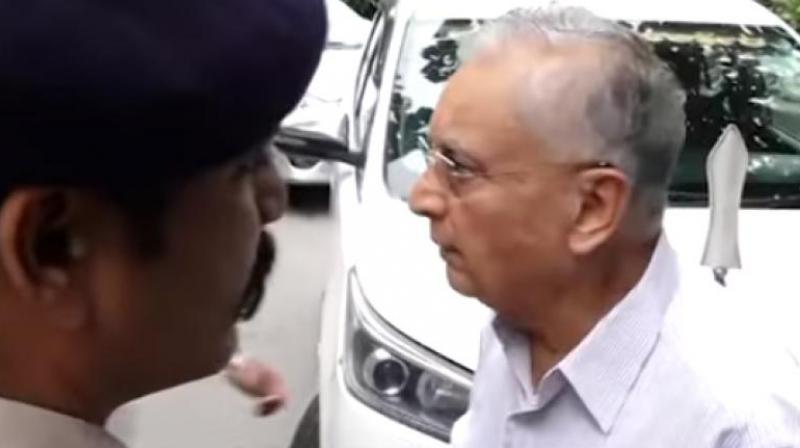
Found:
[108,188,335,448]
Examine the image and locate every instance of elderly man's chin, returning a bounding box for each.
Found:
[445,264,481,298]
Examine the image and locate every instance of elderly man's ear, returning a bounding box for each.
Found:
[0,189,94,330]
[568,168,632,255]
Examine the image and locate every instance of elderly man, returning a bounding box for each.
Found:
[410,7,800,447]
[0,0,325,446]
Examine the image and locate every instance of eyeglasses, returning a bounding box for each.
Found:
[424,148,616,193]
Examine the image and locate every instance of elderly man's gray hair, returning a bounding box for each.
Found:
[463,6,687,225]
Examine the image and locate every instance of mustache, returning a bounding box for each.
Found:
[236,232,276,321]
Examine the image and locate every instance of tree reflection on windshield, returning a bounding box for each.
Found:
[644,22,800,205]
[387,19,800,208]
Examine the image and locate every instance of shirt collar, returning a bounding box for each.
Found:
[558,234,679,434]
[0,397,125,448]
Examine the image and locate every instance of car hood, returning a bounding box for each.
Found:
[355,196,800,372]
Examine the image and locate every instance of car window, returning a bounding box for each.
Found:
[354,13,381,113]
[354,11,393,151]
[385,18,800,209]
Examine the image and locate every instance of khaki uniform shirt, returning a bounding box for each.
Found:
[0,397,125,448]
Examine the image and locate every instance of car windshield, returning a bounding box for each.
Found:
[385,18,800,208]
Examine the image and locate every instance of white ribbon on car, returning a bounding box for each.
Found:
[701,124,749,286]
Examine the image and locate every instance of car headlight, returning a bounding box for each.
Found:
[343,270,472,442]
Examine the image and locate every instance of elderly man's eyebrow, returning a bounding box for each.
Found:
[437,138,483,166]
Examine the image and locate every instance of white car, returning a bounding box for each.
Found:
[272,0,370,187]
[281,0,800,446]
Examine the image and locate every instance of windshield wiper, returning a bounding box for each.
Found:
[668,190,708,205]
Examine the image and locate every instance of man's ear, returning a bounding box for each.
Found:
[0,188,91,330]
[568,168,631,255]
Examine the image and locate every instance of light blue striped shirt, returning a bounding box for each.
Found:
[452,237,800,447]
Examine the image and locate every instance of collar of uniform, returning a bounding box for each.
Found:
[0,397,125,448]
[557,234,679,434]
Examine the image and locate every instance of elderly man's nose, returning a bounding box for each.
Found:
[255,168,288,225]
[409,170,447,218]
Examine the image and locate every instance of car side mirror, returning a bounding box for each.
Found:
[273,127,364,167]
[341,0,379,20]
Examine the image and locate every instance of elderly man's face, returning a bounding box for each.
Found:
[410,42,626,315]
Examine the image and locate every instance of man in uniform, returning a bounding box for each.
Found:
[0,0,326,446]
